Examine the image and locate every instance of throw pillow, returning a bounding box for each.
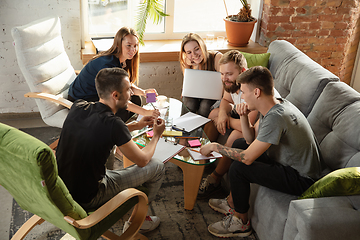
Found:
[241,52,271,68]
[299,167,360,199]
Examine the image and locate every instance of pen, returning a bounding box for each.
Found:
[150,102,157,110]
[189,148,201,153]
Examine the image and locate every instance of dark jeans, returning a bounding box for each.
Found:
[182,96,216,117]
[68,94,141,123]
[229,138,315,214]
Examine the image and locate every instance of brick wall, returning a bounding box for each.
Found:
[259,0,360,85]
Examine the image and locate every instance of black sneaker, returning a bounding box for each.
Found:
[197,175,222,199]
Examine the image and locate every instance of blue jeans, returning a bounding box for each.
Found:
[81,158,165,210]
[229,138,315,214]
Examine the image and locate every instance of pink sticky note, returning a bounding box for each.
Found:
[146,92,157,103]
[146,130,154,138]
[188,139,201,147]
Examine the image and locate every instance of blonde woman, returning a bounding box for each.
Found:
[69,27,159,122]
[179,33,223,117]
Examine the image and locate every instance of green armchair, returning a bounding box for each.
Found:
[0,123,148,240]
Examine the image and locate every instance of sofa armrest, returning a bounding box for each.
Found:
[284,196,360,240]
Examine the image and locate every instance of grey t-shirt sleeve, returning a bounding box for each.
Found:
[257,112,285,146]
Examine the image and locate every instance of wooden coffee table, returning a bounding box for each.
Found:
[123,98,218,210]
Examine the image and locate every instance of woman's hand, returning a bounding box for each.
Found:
[137,116,155,129]
[145,88,158,96]
[145,109,160,119]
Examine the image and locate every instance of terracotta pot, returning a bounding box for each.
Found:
[224,16,257,47]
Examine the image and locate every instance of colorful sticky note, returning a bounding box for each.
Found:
[146,130,154,138]
[188,139,201,147]
[146,92,157,103]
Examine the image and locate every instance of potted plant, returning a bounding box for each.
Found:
[223,0,257,47]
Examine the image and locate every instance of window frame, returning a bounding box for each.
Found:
[80,0,229,45]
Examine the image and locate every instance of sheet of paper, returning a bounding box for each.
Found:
[187,148,222,161]
[173,112,211,132]
[152,138,185,163]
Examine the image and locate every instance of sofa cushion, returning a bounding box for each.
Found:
[241,52,271,68]
[267,40,339,117]
[299,167,360,199]
[307,82,360,171]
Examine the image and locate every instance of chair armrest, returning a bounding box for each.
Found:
[64,188,148,229]
[24,92,73,109]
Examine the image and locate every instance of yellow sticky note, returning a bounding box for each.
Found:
[162,130,183,137]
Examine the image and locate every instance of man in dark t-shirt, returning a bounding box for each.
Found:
[56,67,165,233]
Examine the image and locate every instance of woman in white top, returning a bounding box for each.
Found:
[179,33,223,117]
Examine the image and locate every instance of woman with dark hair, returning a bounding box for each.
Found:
[179,33,223,117]
[68,27,159,122]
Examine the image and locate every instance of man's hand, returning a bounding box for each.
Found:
[137,116,155,129]
[200,143,216,156]
[216,111,230,135]
[236,103,251,116]
[153,118,165,138]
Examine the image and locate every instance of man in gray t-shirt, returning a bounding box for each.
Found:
[200,66,322,238]
[258,99,321,180]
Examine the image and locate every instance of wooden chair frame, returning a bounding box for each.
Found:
[11,188,149,240]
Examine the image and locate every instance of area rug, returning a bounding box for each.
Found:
[9,126,259,240]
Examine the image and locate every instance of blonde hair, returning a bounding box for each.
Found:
[219,50,247,72]
[179,33,209,71]
[93,27,139,84]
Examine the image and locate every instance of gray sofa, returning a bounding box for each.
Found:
[224,40,360,240]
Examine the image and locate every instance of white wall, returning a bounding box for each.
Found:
[0,0,183,114]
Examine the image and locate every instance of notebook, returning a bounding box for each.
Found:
[187,148,223,161]
[172,112,211,132]
[152,138,186,163]
[181,69,223,100]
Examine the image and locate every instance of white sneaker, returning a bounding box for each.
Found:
[209,198,235,215]
[208,215,252,238]
[123,215,160,234]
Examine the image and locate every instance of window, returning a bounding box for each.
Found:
[81,0,244,41]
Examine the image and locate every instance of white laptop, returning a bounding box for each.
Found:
[181,69,223,100]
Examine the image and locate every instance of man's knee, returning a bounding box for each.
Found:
[229,160,246,179]
[231,138,248,149]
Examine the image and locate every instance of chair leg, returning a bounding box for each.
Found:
[11,215,45,240]
[48,138,59,150]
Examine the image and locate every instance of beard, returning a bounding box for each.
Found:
[223,81,240,94]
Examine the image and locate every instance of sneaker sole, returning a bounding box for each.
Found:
[208,201,232,215]
[208,226,252,238]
